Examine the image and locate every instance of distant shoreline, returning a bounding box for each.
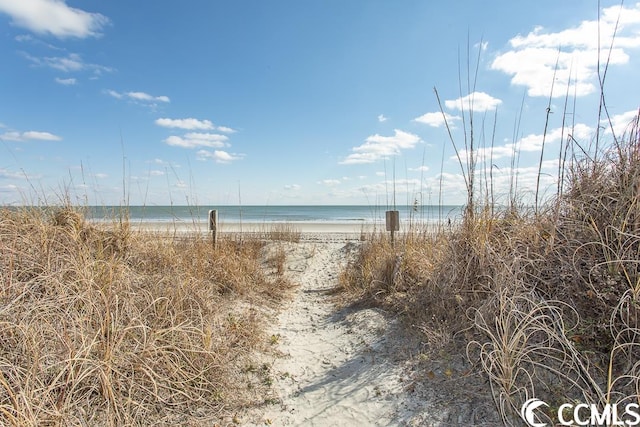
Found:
[123,220,449,235]
[129,220,379,234]
[83,204,464,225]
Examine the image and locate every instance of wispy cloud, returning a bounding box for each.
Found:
[148,158,168,166]
[378,114,388,123]
[154,118,237,133]
[459,123,593,161]
[318,179,341,186]
[23,52,113,75]
[1,130,62,142]
[196,149,243,164]
[284,184,301,190]
[0,168,27,179]
[606,109,640,137]
[0,0,109,38]
[0,184,20,194]
[107,90,170,105]
[340,129,421,165]
[55,77,76,85]
[444,91,502,112]
[155,118,214,130]
[164,133,229,149]
[15,33,63,50]
[491,3,640,97]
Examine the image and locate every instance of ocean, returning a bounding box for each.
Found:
[86,205,463,226]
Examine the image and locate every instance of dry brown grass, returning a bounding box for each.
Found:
[260,223,301,243]
[341,118,640,424]
[0,206,289,426]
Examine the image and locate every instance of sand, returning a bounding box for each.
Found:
[237,236,499,426]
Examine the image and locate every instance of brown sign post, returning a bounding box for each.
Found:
[386,210,399,246]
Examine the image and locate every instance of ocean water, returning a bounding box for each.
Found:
[86,205,463,225]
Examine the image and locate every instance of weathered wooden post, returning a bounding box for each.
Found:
[208,209,218,250]
[386,210,399,247]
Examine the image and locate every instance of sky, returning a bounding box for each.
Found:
[0,0,639,207]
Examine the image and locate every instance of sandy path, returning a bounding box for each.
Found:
[243,240,421,426]
[242,240,498,426]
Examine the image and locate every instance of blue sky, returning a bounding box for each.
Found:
[1,1,639,206]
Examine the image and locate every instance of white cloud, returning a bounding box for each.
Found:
[340,129,421,165]
[0,0,109,38]
[155,118,214,130]
[284,184,301,190]
[55,77,76,85]
[14,34,33,42]
[23,52,112,74]
[409,165,430,172]
[23,52,82,71]
[196,149,243,164]
[318,179,341,186]
[491,3,640,97]
[0,184,19,193]
[108,90,170,104]
[1,130,62,142]
[378,114,388,123]
[148,158,168,165]
[356,178,429,196]
[0,168,26,179]
[444,92,502,112]
[155,118,236,133]
[479,160,560,202]
[23,130,62,141]
[127,91,170,103]
[149,170,165,176]
[459,123,593,161]
[164,133,229,149]
[605,109,639,137]
[216,126,237,134]
[94,173,108,179]
[413,111,461,127]
[106,89,122,99]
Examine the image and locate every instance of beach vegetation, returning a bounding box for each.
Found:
[340,41,640,425]
[0,205,290,425]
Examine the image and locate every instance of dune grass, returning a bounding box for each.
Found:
[0,206,289,426]
[340,108,640,423]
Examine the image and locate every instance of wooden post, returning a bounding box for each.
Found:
[209,209,218,250]
[386,210,399,247]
